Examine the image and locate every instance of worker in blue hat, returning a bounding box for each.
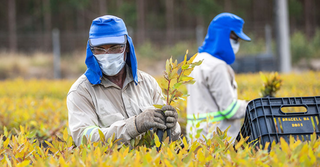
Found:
[67,15,180,146]
[187,13,251,140]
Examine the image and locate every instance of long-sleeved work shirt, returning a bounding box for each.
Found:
[67,66,181,146]
[187,52,247,139]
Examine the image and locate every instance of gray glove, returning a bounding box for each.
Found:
[161,105,178,129]
[135,108,166,133]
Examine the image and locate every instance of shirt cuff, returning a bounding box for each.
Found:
[126,116,140,138]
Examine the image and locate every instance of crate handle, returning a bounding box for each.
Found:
[280,105,308,113]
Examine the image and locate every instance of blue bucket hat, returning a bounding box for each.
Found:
[198,13,251,64]
[84,15,138,85]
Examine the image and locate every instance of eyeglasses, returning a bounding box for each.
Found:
[91,44,126,55]
[230,32,239,41]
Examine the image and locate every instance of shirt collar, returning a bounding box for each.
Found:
[99,64,142,89]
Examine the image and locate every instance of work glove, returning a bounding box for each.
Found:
[135,108,166,133]
[161,105,178,129]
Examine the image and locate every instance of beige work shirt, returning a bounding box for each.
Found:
[187,52,247,140]
[67,65,181,146]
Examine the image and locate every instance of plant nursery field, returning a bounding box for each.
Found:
[0,71,320,166]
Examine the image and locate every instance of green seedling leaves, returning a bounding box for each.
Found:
[260,72,283,97]
[157,51,202,106]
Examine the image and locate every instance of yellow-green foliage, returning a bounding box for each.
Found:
[236,71,320,100]
[0,78,73,138]
[159,52,202,106]
[1,126,320,166]
[259,72,282,97]
[0,72,320,166]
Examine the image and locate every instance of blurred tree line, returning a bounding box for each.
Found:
[1,0,319,53]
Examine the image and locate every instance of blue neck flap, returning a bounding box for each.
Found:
[198,13,250,65]
[84,15,138,85]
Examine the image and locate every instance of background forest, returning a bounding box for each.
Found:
[0,0,320,78]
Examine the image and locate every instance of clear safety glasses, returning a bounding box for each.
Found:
[91,44,126,55]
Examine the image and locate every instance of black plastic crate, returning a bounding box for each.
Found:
[236,96,320,149]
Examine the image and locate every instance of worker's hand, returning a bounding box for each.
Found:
[161,105,178,129]
[135,108,166,133]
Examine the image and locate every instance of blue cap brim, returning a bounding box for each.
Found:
[235,31,251,41]
[89,35,126,47]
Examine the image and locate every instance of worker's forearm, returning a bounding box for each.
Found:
[72,116,140,146]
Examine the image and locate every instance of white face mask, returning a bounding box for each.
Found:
[230,38,240,54]
[94,51,126,76]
